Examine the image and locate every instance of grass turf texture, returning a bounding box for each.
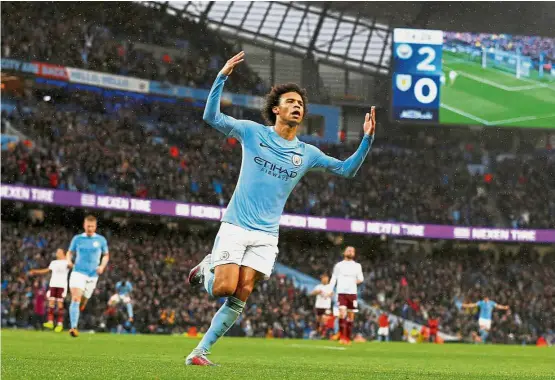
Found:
[2,330,554,379]
[440,51,555,128]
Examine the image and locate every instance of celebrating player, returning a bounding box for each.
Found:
[186,51,376,366]
[108,276,134,324]
[66,215,109,337]
[462,295,509,343]
[329,246,364,345]
[28,248,72,332]
[310,273,334,337]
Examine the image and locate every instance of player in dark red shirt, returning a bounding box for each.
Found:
[428,316,439,343]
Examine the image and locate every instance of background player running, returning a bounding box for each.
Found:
[66,215,109,337]
[310,273,334,338]
[187,51,376,366]
[28,248,72,333]
[462,294,509,343]
[108,276,134,325]
[329,246,364,345]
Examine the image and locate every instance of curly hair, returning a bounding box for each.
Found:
[261,83,308,125]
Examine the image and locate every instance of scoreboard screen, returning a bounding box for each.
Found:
[391,28,555,128]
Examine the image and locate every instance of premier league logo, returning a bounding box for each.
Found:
[396,74,412,92]
[292,154,303,167]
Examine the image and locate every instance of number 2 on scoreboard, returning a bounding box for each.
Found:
[416,47,436,72]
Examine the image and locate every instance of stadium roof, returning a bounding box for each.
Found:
[147,1,392,75]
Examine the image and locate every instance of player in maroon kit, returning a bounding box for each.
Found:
[329,246,364,345]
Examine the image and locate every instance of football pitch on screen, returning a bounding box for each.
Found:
[2,330,554,380]
[440,51,555,128]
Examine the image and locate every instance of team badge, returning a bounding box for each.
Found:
[396,43,413,59]
[93,241,100,248]
[396,74,412,92]
[220,251,230,260]
[292,154,303,167]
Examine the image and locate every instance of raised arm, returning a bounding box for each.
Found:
[311,107,376,178]
[28,268,51,276]
[461,302,477,309]
[203,52,249,138]
[495,304,510,311]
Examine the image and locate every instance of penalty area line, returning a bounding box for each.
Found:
[290,344,347,351]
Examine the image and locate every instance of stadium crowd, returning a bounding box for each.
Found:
[2,2,267,95]
[2,217,554,345]
[2,86,554,229]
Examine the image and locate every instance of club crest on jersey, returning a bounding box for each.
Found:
[396,74,412,92]
[292,154,303,167]
[93,241,100,248]
[220,251,230,260]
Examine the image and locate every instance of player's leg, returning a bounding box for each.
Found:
[68,272,87,336]
[80,297,89,312]
[43,290,56,329]
[124,296,134,323]
[55,298,65,332]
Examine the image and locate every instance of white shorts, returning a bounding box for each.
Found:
[478,318,492,330]
[109,294,131,305]
[378,327,389,336]
[210,223,278,278]
[69,271,99,299]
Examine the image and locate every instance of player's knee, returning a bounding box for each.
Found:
[234,281,255,301]
[212,280,237,297]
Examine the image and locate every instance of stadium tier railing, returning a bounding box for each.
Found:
[2,184,554,243]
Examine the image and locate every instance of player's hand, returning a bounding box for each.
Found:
[363,106,376,136]
[96,266,105,275]
[220,51,245,76]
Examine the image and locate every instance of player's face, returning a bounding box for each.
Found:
[274,92,304,126]
[56,248,65,260]
[84,220,97,235]
[344,246,355,260]
[321,275,329,285]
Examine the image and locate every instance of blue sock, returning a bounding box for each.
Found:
[196,296,245,352]
[70,301,80,329]
[126,303,134,319]
[203,269,215,297]
[480,329,489,343]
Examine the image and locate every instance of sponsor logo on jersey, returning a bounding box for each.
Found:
[254,157,298,181]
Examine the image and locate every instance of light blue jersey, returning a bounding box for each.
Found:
[203,73,373,236]
[116,281,133,296]
[68,233,109,277]
[477,300,497,320]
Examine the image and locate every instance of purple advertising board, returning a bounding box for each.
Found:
[2,184,554,243]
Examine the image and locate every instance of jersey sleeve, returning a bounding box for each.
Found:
[329,264,339,289]
[68,236,77,252]
[491,301,497,308]
[357,264,364,282]
[203,73,256,141]
[101,237,109,254]
[476,300,483,308]
[48,261,55,270]
[309,135,373,178]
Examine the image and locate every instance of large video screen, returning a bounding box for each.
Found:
[391,28,555,128]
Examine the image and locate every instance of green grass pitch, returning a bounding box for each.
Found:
[2,330,554,379]
[440,51,555,128]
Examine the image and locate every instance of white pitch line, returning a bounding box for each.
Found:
[487,113,555,126]
[290,344,347,351]
[440,103,489,125]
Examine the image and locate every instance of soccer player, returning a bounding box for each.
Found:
[108,276,134,324]
[66,215,109,337]
[428,314,439,343]
[462,295,509,343]
[28,248,71,332]
[377,312,390,342]
[187,51,376,366]
[310,273,334,337]
[328,246,364,345]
